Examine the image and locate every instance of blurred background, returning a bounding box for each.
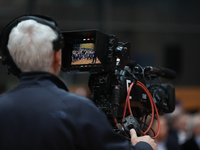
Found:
[0,0,200,112]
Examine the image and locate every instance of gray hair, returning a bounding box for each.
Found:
[7,19,57,72]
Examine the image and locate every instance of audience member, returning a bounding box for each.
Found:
[181,112,200,150]
[151,115,180,150]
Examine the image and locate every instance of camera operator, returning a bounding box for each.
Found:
[0,15,157,150]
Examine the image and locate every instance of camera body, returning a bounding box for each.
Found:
[61,29,175,134]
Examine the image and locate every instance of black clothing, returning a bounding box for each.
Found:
[0,72,153,150]
[166,128,181,150]
[181,135,200,150]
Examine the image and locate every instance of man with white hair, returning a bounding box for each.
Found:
[0,15,157,150]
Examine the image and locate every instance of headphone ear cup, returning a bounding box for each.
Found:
[1,47,22,77]
[53,34,64,51]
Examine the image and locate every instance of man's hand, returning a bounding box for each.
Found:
[130,129,157,150]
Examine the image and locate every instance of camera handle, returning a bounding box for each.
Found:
[122,115,142,137]
[112,83,142,138]
[111,85,120,118]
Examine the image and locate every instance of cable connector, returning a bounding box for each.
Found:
[122,115,142,137]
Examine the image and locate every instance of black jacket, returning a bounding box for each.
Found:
[181,135,200,150]
[0,72,153,150]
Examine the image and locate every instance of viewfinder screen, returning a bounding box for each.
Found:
[71,43,101,66]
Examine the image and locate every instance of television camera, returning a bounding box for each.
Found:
[61,29,176,139]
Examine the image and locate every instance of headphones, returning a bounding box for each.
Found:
[0,14,64,77]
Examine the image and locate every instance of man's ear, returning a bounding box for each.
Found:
[50,50,61,75]
[54,50,61,66]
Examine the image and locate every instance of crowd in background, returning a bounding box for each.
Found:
[151,102,200,150]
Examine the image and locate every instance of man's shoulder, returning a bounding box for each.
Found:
[60,91,95,108]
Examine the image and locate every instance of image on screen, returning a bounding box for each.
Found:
[71,43,101,65]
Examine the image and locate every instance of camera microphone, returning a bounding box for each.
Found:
[145,66,176,79]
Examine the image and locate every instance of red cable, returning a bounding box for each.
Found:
[114,118,118,124]
[123,81,160,138]
[137,81,160,138]
[151,99,160,139]
[123,82,134,118]
[125,82,134,116]
[123,91,129,118]
[135,81,154,135]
